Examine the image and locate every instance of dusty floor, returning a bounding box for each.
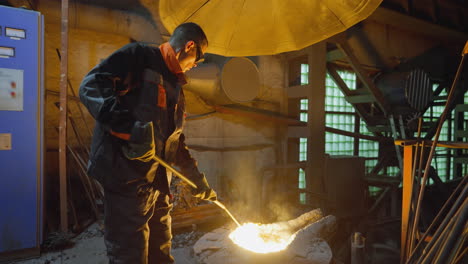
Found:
[11,223,200,264]
[9,213,335,264]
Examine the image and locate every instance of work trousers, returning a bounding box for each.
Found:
[103,184,174,264]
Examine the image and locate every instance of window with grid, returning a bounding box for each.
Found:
[298,168,306,204]
[324,71,356,156]
[301,64,309,85]
[299,138,307,161]
[461,92,468,177]
[325,70,395,194]
[359,118,379,174]
[297,64,309,204]
[299,65,399,197]
[297,137,307,205]
[300,98,308,122]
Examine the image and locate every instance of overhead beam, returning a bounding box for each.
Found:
[333,38,391,114]
[326,48,345,62]
[368,7,468,42]
[213,104,304,126]
[326,63,353,96]
[286,84,310,98]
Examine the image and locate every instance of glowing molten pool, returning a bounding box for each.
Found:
[228,223,297,253]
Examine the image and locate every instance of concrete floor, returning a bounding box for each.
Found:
[11,224,197,264]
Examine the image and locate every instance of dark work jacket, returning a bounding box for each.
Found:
[79,42,201,194]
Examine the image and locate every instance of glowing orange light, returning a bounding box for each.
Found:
[229,223,296,253]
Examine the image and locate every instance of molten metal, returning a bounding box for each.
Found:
[228,209,323,254]
[229,223,296,253]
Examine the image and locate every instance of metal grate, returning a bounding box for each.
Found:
[405,68,433,112]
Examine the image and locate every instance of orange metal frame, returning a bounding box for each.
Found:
[396,139,468,262]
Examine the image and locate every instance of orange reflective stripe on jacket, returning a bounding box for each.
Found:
[110,129,131,141]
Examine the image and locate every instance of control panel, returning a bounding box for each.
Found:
[0,5,44,261]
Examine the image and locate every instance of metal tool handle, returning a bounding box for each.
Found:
[152,154,242,227]
[214,200,241,227]
[152,155,197,188]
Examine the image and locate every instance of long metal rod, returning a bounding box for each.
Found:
[152,155,196,188]
[67,145,99,219]
[407,118,424,256]
[419,197,467,264]
[390,115,403,170]
[412,181,467,263]
[409,50,466,260]
[59,0,69,233]
[56,48,93,139]
[213,200,241,227]
[152,155,241,227]
[406,176,467,263]
[433,201,468,264]
[452,237,468,264]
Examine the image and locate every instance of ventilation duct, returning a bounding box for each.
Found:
[184,57,260,105]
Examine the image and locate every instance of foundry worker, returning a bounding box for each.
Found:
[79,22,217,264]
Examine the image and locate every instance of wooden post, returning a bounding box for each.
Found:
[307,42,326,206]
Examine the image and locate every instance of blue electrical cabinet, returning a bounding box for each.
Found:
[0,5,44,261]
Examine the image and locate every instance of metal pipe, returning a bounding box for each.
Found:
[67,145,99,219]
[411,182,468,263]
[56,49,93,139]
[420,198,467,264]
[152,155,196,188]
[213,201,241,227]
[405,117,424,256]
[184,58,260,105]
[410,50,467,258]
[423,219,452,264]
[406,176,467,263]
[433,199,468,264]
[59,0,69,233]
[452,238,468,264]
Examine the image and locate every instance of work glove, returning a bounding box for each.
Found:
[122,121,155,162]
[192,173,217,201]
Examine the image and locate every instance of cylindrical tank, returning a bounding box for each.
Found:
[375,68,433,114]
[184,57,260,105]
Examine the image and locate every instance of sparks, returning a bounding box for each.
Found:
[228,223,297,253]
